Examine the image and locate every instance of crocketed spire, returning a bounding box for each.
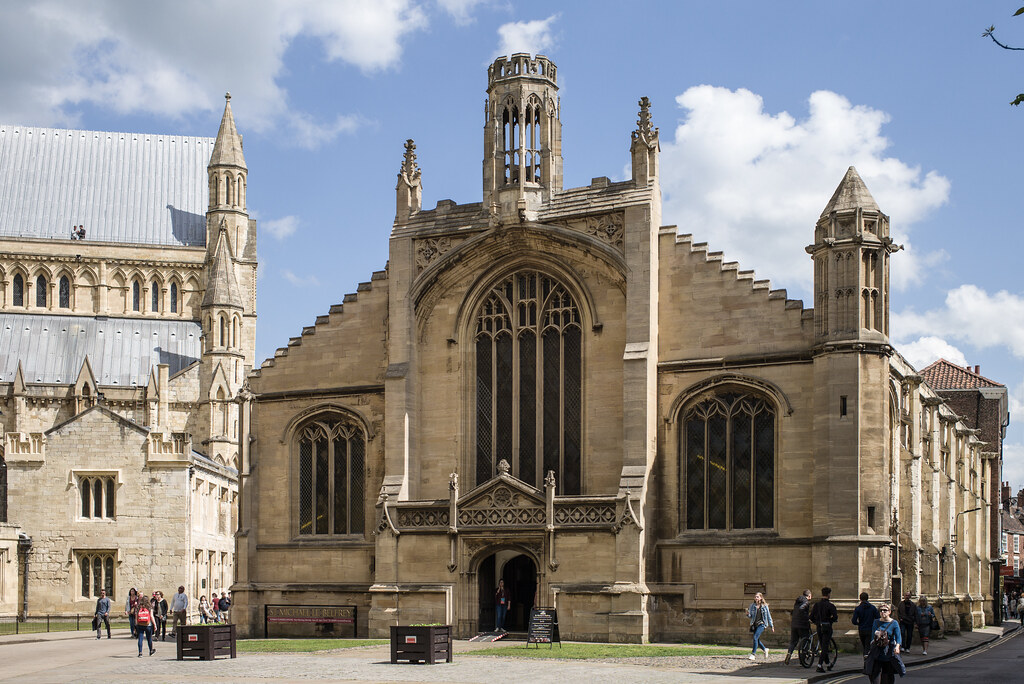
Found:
[209,93,247,170]
[202,224,243,309]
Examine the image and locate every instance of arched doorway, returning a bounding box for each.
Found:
[477,551,537,633]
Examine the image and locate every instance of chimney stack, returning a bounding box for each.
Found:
[974,365,980,374]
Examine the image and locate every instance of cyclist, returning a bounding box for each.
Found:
[808,586,838,672]
[784,589,812,665]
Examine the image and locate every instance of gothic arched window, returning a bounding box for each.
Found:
[13,274,23,307]
[297,416,365,536]
[151,281,160,312]
[475,271,582,492]
[59,276,70,308]
[682,391,775,530]
[36,275,47,307]
[132,280,140,312]
[170,282,178,313]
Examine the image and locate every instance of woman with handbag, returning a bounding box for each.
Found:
[746,592,774,662]
[865,603,902,684]
[915,596,937,655]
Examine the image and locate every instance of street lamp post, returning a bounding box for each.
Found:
[950,507,982,548]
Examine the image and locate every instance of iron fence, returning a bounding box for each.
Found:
[0,614,131,636]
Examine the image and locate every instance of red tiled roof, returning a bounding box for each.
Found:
[920,359,1005,390]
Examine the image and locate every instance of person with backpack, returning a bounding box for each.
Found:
[808,587,838,672]
[784,589,811,665]
[895,592,919,653]
[864,603,902,684]
[915,596,936,655]
[745,592,774,661]
[852,592,880,657]
[133,592,156,657]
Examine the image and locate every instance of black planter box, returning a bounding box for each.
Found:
[389,625,452,664]
[176,624,237,660]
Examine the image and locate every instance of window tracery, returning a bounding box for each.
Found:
[475,271,582,492]
[297,416,365,536]
[682,391,775,530]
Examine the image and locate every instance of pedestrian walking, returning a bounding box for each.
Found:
[170,585,189,637]
[93,589,112,639]
[864,603,902,684]
[124,587,139,638]
[1017,595,1024,626]
[896,592,919,652]
[133,593,156,657]
[784,589,811,665]
[1002,592,1009,620]
[808,586,838,673]
[852,592,880,657]
[156,591,169,640]
[212,592,221,622]
[218,591,231,623]
[198,595,212,623]
[915,596,936,655]
[746,592,774,661]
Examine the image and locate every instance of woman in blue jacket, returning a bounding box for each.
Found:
[866,603,902,684]
[746,592,774,661]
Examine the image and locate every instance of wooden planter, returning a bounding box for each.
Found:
[176,624,237,660]
[390,625,452,664]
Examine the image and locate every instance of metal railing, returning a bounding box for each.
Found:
[0,614,131,636]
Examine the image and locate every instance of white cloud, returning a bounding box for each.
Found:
[263,216,299,240]
[898,336,968,371]
[495,15,558,58]
[287,112,362,150]
[1003,442,1024,490]
[282,270,320,287]
[437,0,488,25]
[0,0,427,140]
[660,86,951,297]
[893,285,1024,359]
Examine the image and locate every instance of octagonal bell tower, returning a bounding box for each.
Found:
[483,54,562,223]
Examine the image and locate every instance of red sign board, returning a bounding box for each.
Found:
[1001,565,1015,576]
[187,634,198,642]
[404,636,417,644]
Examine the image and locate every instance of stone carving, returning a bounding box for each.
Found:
[551,213,624,250]
[399,139,420,184]
[632,96,658,146]
[414,236,462,272]
[554,503,616,526]
[395,508,450,528]
[458,505,545,527]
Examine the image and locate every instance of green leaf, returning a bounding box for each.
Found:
[1012,94,1024,106]
[1014,7,1024,16]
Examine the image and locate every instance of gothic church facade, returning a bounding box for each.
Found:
[234,56,997,642]
[0,96,255,615]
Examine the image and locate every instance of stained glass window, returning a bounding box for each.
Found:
[297,417,365,536]
[683,392,775,530]
[475,271,582,492]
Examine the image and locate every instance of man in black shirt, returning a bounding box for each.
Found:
[808,586,838,672]
[785,589,812,665]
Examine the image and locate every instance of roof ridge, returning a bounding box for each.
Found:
[0,123,215,143]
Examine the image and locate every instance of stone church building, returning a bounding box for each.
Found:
[233,55,999,642]
[0,96,255,615]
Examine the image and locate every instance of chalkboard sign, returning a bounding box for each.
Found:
[526,607,560,648]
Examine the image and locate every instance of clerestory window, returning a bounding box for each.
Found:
[59,276,70,308]
[475,271,582,493]
[36,275,47,307]
[683,391,775,531]
[297,416,365,536]
[12,274,23,307]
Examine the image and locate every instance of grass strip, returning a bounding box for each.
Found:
[237,638,387,653]
[473,643,748,659]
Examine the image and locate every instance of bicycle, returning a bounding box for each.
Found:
[797,631,838,670]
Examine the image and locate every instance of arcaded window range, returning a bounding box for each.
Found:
[80,475,116,519]
[475,271,582,493]
[79,551,115,599]
[683,392,775,530]
[297,417,365,536]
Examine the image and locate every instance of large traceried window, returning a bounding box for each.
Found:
[78,551,115,598]
[683,391,775,530]
[475,271,582,493]
[297,416,365,536]
[79,475,116,519]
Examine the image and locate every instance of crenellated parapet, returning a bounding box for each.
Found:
[487,53,557,87]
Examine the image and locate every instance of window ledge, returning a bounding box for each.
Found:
[669,529,779,544]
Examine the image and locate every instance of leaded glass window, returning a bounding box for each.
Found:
[170,283,178,313]
[475,271,582,492]
[79,475,116,519]
[59,276,70,308]
[683,392,775,530]
[132,280,140,312]
[297,417,365,536]
[12,274,23,307]
[36,275,47,307]
[78,551,115,598]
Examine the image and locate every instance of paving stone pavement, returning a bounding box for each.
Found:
[0,626,1013,683]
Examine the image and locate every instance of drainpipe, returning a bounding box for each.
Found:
[17,533,32,620]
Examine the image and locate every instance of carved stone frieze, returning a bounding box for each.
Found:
[395,507,450,528]
[550,213,624,250]
[553,502,616,526]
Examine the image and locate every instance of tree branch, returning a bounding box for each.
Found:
[983,28,1024,50]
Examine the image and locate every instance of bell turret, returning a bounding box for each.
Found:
[483,54,562,223]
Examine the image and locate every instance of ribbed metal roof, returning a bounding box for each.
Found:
[0,125,213,246]
[0,313,201,386]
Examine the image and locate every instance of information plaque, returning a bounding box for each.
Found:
[264,605,356,638]
[526,607,560,648]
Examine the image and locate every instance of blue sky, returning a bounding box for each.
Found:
[3,1,1024,483]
